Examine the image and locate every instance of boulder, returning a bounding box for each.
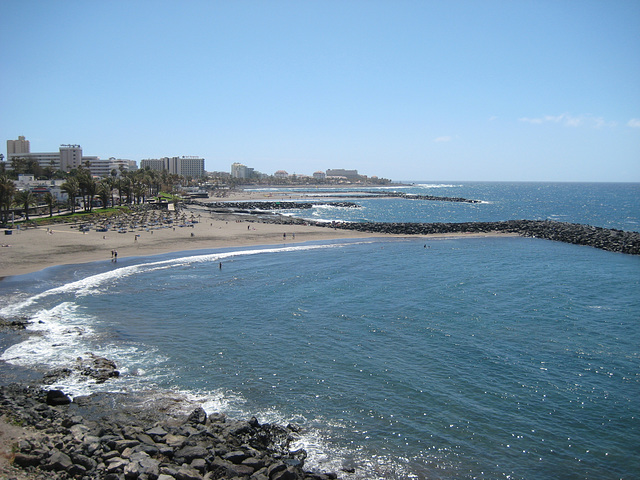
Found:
[45,389,71,406]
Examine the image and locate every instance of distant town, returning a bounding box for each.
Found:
[0,136,392,224]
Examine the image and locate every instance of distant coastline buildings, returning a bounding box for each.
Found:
[140,156,205,178]
[4,136,136,177]
[229,162,383,184]
[3,136,387,185]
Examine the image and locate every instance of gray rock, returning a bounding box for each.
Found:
[12,453,41,467]
[174,444,208,463]
[224,449,249,463]
[190,457,207,472]
[45,389,71,406]
[158,475,177,480]
[211,457,255,477]
[124,451,160,479]
[187,407,207,425]
[45,450,73,471]
[71,452,98,471]
[174,465,204,480]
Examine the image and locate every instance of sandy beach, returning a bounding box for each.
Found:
[0,204,387,278]
[0,188,526,278]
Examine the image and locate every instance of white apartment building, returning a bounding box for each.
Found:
[326,168,359,179]
[7,151,61,170]
[4,137,136,177]
[140,156,205,177]
[15,175,68,203]
[231,162,255,179]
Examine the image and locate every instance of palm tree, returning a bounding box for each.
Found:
[14,189,37,221]
[97,181,111,209]
[85,177,98,212]
[0,174,16,224]
[61,177,80,213]
[43,191,57,217]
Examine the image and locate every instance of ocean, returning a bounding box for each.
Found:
[1,182,639,479]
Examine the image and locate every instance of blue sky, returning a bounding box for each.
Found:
[1,0,638,182]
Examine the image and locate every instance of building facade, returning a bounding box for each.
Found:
[231,162,255,179]
[7,136,30,156]
[326,168,359,179]
[59,144,83,170]
[4,137,136,177]
[141,156,205,177]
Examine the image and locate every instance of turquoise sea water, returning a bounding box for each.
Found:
[1,182,639,479]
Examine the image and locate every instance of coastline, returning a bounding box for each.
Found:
[0,199,512,279]
[0,207,379,279]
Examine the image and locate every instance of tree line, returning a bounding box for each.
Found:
[0,167,187,225]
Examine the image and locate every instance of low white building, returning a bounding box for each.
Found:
[15,175,68,203]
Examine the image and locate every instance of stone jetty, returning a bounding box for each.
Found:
[250,215,639,255]
[1,383,339,480]
[324,219,640,255]
[198,201,359,214]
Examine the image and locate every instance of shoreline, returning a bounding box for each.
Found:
[0,202,514,279]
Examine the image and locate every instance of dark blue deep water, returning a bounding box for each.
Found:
[1,182,639,479]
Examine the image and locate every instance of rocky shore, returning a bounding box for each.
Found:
[322,219,640,255]
[0,382,338,480]
[200,201,359,214]
[249,216,639,255]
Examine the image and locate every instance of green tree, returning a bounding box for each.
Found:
[14,189,37,221]
[61,177,80,213]
[43,191,57,217]
[97,180,111,209]
[85,176,98,212]
[0,175,16,224]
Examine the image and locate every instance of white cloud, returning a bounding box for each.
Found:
[519,113,615,128]
[434,136,452,143]
[628,118,640,128]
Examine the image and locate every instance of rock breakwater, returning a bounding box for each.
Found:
[196,201,359,214]
[1,384,338,480]
[324,219,640,255]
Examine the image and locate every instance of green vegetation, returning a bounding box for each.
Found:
[0,166,191,226]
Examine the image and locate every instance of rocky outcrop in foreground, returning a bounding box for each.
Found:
[1,384,337,480]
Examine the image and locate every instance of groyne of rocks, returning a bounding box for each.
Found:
[346,191,481,203]
[250,215,639,255]
[323,219,640,255]
[1,383,338,480]
[195,201,359,213]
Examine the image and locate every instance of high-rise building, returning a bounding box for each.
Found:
[59,144,83,170]
[7,136,30,156]
[141,156,205,177]
[326,168,359,179]
[231,162,255,179]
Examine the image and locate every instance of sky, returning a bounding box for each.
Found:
[1,0,639,182]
